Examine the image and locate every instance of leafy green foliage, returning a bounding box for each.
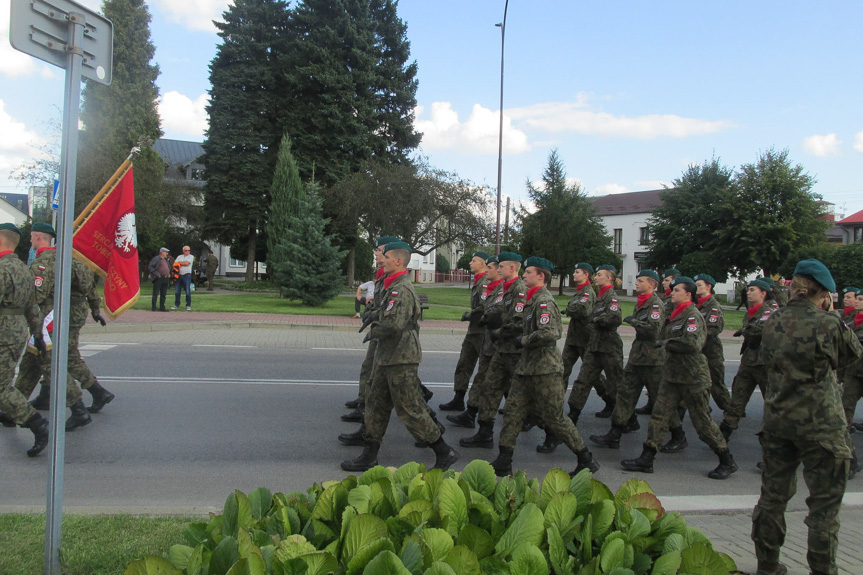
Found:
[127,466,736,575]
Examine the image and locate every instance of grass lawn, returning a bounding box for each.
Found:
[0,514,193,575]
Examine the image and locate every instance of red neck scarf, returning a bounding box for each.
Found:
[526,286,542,302]
[670,301,694,321]
[36,246,55,257]
[0,250,14,259]
[598,284,613,299]
[636,293,652,309]
[855,313,863,329]
[383,270,409,290]
[473,271,487,286]
[503,277,518,293]
[698,295,712,307]
[576,281,591,291]
[747,303,763,319]
[375,266,385,281]
[485,279,502,295]
[845,306,856,318]
[664,288,672,297]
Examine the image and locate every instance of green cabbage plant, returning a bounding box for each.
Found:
[125,460,737,575]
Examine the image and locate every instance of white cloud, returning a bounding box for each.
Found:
[802,133,841,157]
[0,100,46,186]
[853,132,863,154]
[151,0,228,33]
[592,183,630,196]
[158,92,209,140]
[0,0,56,78]
[415,102,530,155]
[635,180,672,190]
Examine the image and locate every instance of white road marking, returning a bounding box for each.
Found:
[97,376,455,387]
[192,344,256,348]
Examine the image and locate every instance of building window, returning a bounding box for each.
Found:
[613,229,623,254]
[639,227,649,246]
[229,258,245,267]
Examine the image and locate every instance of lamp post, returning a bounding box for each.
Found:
[494,0,509,254]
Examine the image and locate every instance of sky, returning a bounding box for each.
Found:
[2,0,862,221]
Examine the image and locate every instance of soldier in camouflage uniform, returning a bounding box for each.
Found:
[659,268,681,318]
[621,276,737,480]
[567,265,623,421]
[719,279,775,441]
[760,276,786,307]
[752,260,863,575]
[459,252,526,450]
[490,257,600,477]
[0,223,50,456]
[590,269,665,450]
[439,251,490,412]
[839,287,859,322]
[447,255,502,429]
[694,274,731,412]
[841,291,863,455]
[341,242,458,472]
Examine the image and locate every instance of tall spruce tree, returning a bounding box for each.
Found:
[266,133,304,272]
[203,0,290,282]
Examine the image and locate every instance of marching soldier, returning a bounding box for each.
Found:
[340,242,458,472]
[840,286,859,322]
[694,273,731,413]
[439,251,489,411]
[0,223,50,456]
[842,290,863,453]
[590,269,665,449]
[490,257,599,477]
[753,260,863,575]
[621,276,737,479]
[660,268,681,317]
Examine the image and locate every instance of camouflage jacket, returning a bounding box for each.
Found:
[516,286,563,375]
[563,281,597,350]
[485,277,527,355]
[369,271,421,366]
[480,280,504,357]
[698,294,725,360]
[32,248,101,328]
[844,318,863,378]
[661,290,674,318]
[626,293,665,366]
[760,298,863,440]
[466,272,489,335]
[0,251,42,344]
[661,302,710,387]
[740,302,775,367]
[588,285,622,353]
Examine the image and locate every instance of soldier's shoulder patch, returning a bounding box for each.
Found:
[515,301,525,313]
[580,295,589,302]
[540,313,550,324]
[609,299,619,311]
[386,299,395,311]
[708,314,718,323]
[391,291,398,296]
[650,311,661,319]
[539,303,547,308]
[652,304,660,308]
[34,276,43,287]
[480,293,488,300]
[496,295,503,303]
[517,292,525,298]
[38,265,46,271]
[686,324,698,332]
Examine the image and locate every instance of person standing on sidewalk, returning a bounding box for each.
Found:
[752,260,863,575]
[439,251,489,412]
[205,251,219,291]
[173,246,194,311]
[148,247,171,311]
[353,279,375,318]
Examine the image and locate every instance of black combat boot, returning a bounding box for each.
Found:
[26,413,49,457]
[85,380,115,413]
[491,446,514,477]
[0,411,16,427]
[459,420,494,449]
[571,448,600,476]
[345,398,360,409]
[719,420,733,442]
[622,414,640,433]
[430,436,459,470]
[341,441,380,472]
[849,447,862,480]
[659,426,688,453]
[338,424,367,446]
[754,561,787,575]
[65,400,92,431]
[708,449,738,480]
[536,431,562,453]
[416,419,445,448]
[590,423,624,449]
[341,404,364,423]
[634,401,653,416]
[521,415,537,432]
[446,406,477,429]
[420,383,434,402]
[29,385,51,411]
[621,445,657,473]
[567,408,581,427]
[595,398,615,418]
[439,391,465,412]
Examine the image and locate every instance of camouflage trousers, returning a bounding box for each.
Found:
[722,362,765,430]
[477,352,520,422]
[842,373,862,431]
[15,349,82,406]
[363,363,441,445]
[568,348,622,412]
[703,338,731,412]
[356,338,379,403]
[752,431,850,575]
[499,371,586,452]
[466,353,493,409]
[611,364,662,426]
[453,332,483,393]
[0,341,37,425]
[67,319,97,389]
[645,380,727,452]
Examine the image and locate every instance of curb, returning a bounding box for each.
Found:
[80,321,468,336]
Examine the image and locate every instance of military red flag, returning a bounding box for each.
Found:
[73,157,139,319]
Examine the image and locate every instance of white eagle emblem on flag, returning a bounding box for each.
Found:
[115,213,137,253]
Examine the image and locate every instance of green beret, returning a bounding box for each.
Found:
[485,255,498,265]
[793,259,836,293]
[757,276,777,288]
[376,235,400,247]
[662,267,681,278]
[472,251,491,261]
[32,222,56,236]
[497,251,522,263]
[574,262,594,274]
[670,276,696,288]
[748,279,771,292]
[0,222,21,235]
[842,286,859,296]
[693,273,716,286]
[596,264,617,274]
[637,269,660,283]
[383,241,411,254]
[524,256,554,273]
